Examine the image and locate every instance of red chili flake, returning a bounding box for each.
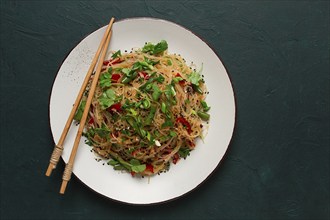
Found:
[130,171,136,177]
[106,102,122,113]
[88,117,94,124]
[111,74,121,83]
[145,164,154,173]
[176,117,192,134]
[172,153,180,164]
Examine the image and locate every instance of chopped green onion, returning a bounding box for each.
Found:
[192,84,203,94]
[121,76,131,84]
[161,102,167,114]
[152,84,162,101]
[111,50,121,59]
[201,100,211,112]
[197,111,210,121]
[142,99,151,109]
[145,105,156,125]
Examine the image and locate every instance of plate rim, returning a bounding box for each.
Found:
[48,16,237,205]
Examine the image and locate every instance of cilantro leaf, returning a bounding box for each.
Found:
[188,71,202,86]
[99,72,112,88]
[153,40,168,54]
[107,159,119,166]
[98,97,114,109]
[131,164,146,173]
[105,89,116,99]
[130,159,140,166]
[94,124,110,138]
[129,159,146,173]
[142,43,154,53]
[142,40,168,55]
[178,147,191,159]
[98,89,117,109]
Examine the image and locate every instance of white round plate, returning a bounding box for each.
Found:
[49,17,235,204]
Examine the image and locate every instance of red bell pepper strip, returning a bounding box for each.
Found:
[139,71,150,80]
[103,58,123,66]
[176,117,192,134]
[88,117,94,124]
[111,74,121,83]
[106,103,122,113]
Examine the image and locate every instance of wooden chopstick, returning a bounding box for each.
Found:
[45,17,115,177]
[59,28,113,194]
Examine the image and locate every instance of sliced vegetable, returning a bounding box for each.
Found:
[161,102,167,114]
[98,89,117,109]
[201,100,211,112]
[176,117,192,134]
[74,100,86,121]
[192,84,203,94]
[107,102,122,113]
[153,40,168,54]
[178,147,191,159]
[94,124,110,139]
[164,84,176,98]
[142,98,151,109]
[152,84,162,101]
[142,40,168,55]
[111,73,121,83]
[197,111,210,121]
[145,105,156,125]
[99,72,112,88]
[188,71,202,86]
[111,50,121,59]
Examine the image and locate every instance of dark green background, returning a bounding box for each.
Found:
[1,1,329,220]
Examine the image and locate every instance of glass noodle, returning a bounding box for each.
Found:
[75,40,211,176]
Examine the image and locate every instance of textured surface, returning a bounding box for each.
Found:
[0,1,329,220]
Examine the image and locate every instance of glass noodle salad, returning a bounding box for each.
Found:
[74,40,211,176]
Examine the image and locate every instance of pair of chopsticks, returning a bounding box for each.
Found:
[46,17,115,194]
